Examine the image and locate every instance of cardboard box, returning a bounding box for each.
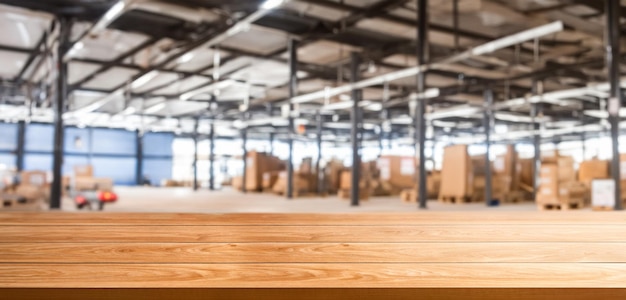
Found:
[74,177,113,192]
[591,179,615,209]
[325,160,345,194]
[14,184,45,202]
[232,176,243,190]
[439,145,471,197]
[244,151,285,192]
[377,156,415,189]
[272,171,312,196]
[337,187,370,201]
[579,159,609,186]
[74,165,94,178]
[20,171,47,187]
[262,171,281,190]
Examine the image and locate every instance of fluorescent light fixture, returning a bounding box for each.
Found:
[178,52,195,64]
[180,79,236,101]
[261,0,284,9]
[92,1,127,33]
[144,102,167,114]
[292,22,563,105]
[494,124,508,134]
[131,71,158,89]
[120,107,136,116]
[426,105,481,121]
[74,41,84,50]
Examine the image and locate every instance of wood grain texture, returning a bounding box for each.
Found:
[2,225,626,243]
[3,288,626,300]
[2,242,626,263]
[2,263,626,288]
[2,212,626,225]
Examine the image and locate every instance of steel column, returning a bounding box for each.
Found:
[531,81,542,199]
[209,122,215,191]
[16,120,25,171]
[606,0,622,210]
[316,111,323,195]
[192,118,199,191]
[287,38,298,199]
[135,129,143,185]
[350,52,362,206]
[483,86,493,205]
[241,127,248,194]
[416,0,429,209]
[50,18,71,210]
[267,103,274,156]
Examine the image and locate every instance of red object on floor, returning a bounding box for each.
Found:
[75,196,87,205]
[98,191,118,202]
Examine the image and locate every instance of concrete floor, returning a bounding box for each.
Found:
[57,186,540,213]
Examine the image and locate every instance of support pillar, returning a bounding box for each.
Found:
[484,86,493,205]
[135,129,143,186]
[242,127,248,193]
[209,122,215,190]
[50,17,71,210]
[415,0,429,209]
[350,52,362,207]
[287,38,298,199]
[606,0,622,210]
[531,81,542,200]
[16,120,25,172]
[316,111,323,195]
[192,118,199,191]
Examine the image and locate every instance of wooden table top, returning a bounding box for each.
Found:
[1,211,626,300]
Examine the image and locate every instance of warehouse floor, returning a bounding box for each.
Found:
[51,187,543,212]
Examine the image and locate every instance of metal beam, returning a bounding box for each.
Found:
[483,86,493,206]
[606,0,622,210]
[416,0,428,209]
[241,121,248,194]
[531,100,541,200]
[286,38,298,199]
[16,120,25,171]
[135,129,143,185]
[350,51,361,207]
[14,31,47,82]
[50,17,71,210]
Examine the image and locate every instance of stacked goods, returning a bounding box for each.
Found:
[73,165,114,192]
[17,170,48,202]
[536,156,587,210]
[235,151,285,192]
[262,171,281,192]
[337,170,370,201]
[470,155,488,202]
[591,179,616,211]
[324,159,346,194]
[492,145,528,203]
[377,156,416,195]
[400,170,441,203]
[578,159,609,202]
[517,158,535,192]
[619,154,626,201]
[438,145,475,203]
[272,171,314,197]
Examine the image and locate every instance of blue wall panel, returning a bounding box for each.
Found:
[64,127,91,154]
[0,123,17,150]
[142,158,172,185]
[63,155,89,175]
[91,129,135,155]
[144,132,174,156]
[0,153,16,169]
[92,156,136,185]
[25,123,54,152]
[24,153,52,171]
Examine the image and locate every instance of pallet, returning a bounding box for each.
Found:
[538,200,585,211]
[592,206,614,211]
[497,191,530,203]
[438,194,475,204]
[1,196,28,209]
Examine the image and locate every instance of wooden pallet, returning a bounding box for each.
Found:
[538,199,585,211]
[496,191,529,203]
[1,196,28,209]
[592,206,614,211]
[438,194,475,204]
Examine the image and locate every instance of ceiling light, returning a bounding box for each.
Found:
[261,0,285,10]
[178,52,195,64]
[144,102,166,114]
[131,71,158,89]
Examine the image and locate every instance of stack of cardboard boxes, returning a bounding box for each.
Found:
[492,145,528,203]
[438,145,479,203]
[378,156,416,196]
[536,156,587,210]
[578,159,609,203]
[233,151,285,192]
[400,170,441,203]
[324,159,346,195]
[72,165,114,193]
[1,169,49,209]
[271,157,316,197]
[337,169,371,201]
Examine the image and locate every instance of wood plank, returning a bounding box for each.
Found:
[1,225,625,243]
[2,242,626,263]
[2,212,626,225]
[2,263,626,288]
[3,288,626,300]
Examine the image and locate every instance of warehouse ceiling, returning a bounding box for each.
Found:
[0,0,623,145]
